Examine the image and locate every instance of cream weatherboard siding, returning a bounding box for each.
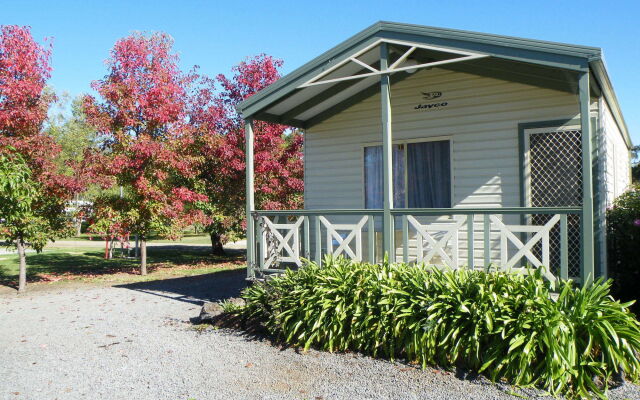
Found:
[304,67,582,266]
[601,99,631,206]
[594,97,631,277]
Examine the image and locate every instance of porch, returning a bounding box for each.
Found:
[249,207,584,284]
[235,23,620,285]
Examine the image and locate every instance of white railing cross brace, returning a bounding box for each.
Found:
[261,216,304,269]
[320,216,368,261]
[490,214,560,282]
[407,215,465,267]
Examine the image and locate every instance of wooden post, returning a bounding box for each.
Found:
[315,215,322,265]
[578,72,595,285]
[484,214,491,267]
[303,215,310,260]
[245,120,256,279]
[380,42,394,261]
[402,214,409,263]
[467,214,474,269]
[560,214,569,280]
[368,215,375,263]
[17,238,27,293]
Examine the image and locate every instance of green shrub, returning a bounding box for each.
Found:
[239,257,640,399]
[607,185,640,314]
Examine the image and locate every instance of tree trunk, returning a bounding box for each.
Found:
[17,239,27,293]
[210,232,226,256]
[104,238,110,259]
[75,193,82,236]
[140,239,147,275]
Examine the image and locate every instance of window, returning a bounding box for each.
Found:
[364,140,451,208]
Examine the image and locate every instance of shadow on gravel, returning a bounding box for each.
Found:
[114,268,248,306]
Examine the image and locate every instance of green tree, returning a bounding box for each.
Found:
[632,145,639,184]
[0,153,36,291]
[47,94,98,176]
[47,94,104,234]
[0,151,72,292]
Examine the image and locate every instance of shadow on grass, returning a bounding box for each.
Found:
[67,232,210,242]
[0,245,244,290]
[114,268,248,305]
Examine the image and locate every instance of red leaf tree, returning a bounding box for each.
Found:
[0,25,80,292]
[83,32,208,274]
[191,54,303,255]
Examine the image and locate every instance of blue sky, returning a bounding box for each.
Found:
[4,0,639,144]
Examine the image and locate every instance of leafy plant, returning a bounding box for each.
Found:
[239,257,640,399]
[607,185,640,314]
[218,299,243,314]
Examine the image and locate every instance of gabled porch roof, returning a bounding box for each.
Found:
[237,21,630,148]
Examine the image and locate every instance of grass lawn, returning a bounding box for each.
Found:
[0,245,245,289]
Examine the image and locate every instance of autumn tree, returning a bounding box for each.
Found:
[0,25,79,292]
[191,55,303,255]
[83,32,208,275]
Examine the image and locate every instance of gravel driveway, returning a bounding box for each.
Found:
[1,270,638,400]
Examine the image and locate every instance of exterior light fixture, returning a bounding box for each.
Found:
[404,58,419,73]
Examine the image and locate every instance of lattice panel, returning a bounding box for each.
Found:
[529,129,582,277]
[529,130,582,207]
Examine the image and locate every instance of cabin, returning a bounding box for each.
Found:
[238,22,632,284]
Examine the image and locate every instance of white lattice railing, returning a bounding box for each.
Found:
[260,216,304,270]
[319,215,369,261]
[252,207,582,283]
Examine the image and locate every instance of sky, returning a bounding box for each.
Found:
[3,0,639,144]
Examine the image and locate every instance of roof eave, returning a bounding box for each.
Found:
[236,21,384,116]
[239,22,629,141]
[589,58,632,148]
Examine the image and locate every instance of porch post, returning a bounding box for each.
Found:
[245,119,256,279]
[578,72,595,285]
[380,42,394,260]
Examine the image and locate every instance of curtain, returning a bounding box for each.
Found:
[364,145,405,208]
[393,145,405,208]
[407,141,451,208]
[364,146,383,209]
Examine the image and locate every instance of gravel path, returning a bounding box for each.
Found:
[1,271,638,400]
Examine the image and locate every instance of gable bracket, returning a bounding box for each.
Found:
[298,38,488,88]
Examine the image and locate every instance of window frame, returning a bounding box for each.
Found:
[361,136,454,209]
